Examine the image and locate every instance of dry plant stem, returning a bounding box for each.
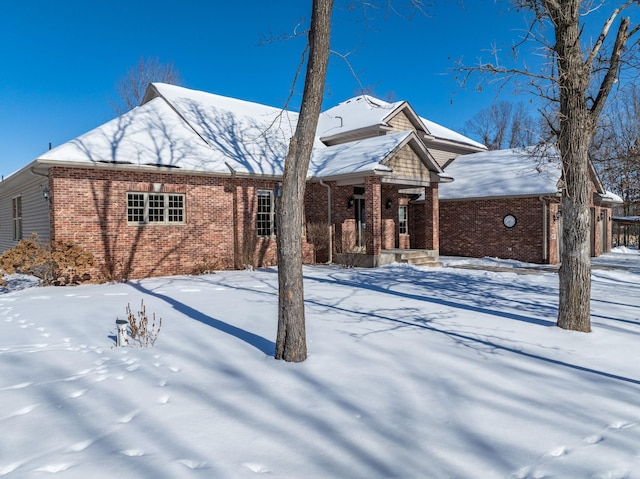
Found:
[125,300,162,347]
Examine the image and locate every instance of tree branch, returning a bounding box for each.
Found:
[590,16,630,118]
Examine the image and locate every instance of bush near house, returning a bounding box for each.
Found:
[0,234,95,286]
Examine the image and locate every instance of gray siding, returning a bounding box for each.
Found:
[0,170,50,252]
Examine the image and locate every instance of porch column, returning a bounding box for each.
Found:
[365,177,382,256]
[422,184,439,250]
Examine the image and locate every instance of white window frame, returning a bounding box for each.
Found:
[398,205,408,236]
[12,196,22,241]
[127,192,185,225]
[256,190,275,237]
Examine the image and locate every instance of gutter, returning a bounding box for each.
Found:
[226,162,239,269]
[319,179,333,264]
[539,196,548,263]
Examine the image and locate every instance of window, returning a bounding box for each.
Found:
[398,205,408,235]
[256,190,275,236]
[127,192,185,225]
[12,196,22,241]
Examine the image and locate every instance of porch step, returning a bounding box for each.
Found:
[382,249,441,268]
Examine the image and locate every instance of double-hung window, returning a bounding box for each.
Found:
[127,192,185,225]
[12,196,22,241]
[256,190,275,237]
[398,205,408,235]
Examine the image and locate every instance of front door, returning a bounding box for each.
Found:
[355,197,366,251]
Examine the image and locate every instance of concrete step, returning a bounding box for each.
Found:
[381,249,441,267]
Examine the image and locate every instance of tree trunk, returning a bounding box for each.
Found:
[551,1,593,332]
[275,0,333,362]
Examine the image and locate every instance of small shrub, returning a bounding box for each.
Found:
[306,222,331,264]
[191,256,223,275]
[236,230,258,270]
[0,234,94,285]
[124,300,162,348]
[101,258,132,283]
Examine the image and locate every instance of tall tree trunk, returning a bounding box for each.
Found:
[275,0,333,362]
[551,1,593,332]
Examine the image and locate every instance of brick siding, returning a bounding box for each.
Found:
[49,167,313,280]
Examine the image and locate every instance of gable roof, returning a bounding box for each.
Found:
[33,84,460,181]
[439,147,562,200]
[317,95,405,139]
[420,117,486,150]
[317,94,486,150]
[310,130,443,179]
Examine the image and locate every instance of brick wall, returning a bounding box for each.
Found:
[440,196,546,263]
[410,185,439,250]
[49,167,313,280]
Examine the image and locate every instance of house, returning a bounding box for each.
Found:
[438,147,620,264]
[0,83,485,280]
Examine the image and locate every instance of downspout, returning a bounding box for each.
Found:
[319,179,333,263]
[225,163,238,269]
[539,196,548,263]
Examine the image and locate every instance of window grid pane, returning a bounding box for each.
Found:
[127,192,184,224]
[147,194,165,222]
[167,195,184,222]
[127,193,145,223]
[399,205,408,235]
[257,191,273,236]
[12,197,22,241]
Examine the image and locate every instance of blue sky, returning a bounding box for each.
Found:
[0,1,545,176]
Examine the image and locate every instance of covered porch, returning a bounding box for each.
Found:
[306,173,444,268]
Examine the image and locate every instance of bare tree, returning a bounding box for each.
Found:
[464,101,540,150]
[111,57,181,114]
[275,0,333,362]
[460,1,639,332]
[591,85,640,216]
[275,0,430,362]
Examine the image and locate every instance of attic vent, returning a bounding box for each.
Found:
[96,160,133,165]
[146,163,180,169]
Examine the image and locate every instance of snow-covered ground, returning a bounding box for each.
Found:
[1,248,639,478]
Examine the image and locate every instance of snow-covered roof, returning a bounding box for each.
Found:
[38,97,220,170]
[309,131,411,177]
[316,95,403,138]
[35,84,454,180]
[600,191,624,204]
[439,147,562,200]
[420,117,486,150]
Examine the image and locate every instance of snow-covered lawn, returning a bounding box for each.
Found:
[1,249,639,478]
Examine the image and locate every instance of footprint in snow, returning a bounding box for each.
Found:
[120,449,145,457]
[547,446,567,457]
[610,421,632,429]
[65,439,94,453]
[178,459,208,469]
[243,462,270,474]
[0,462,21,475]
[69,389,87,399]
[157,395,170,405]
[1,382,33,391]
[118,410,139,424]
[584,434,603,445]
[9,404,39,418]
[35,463,71,473]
